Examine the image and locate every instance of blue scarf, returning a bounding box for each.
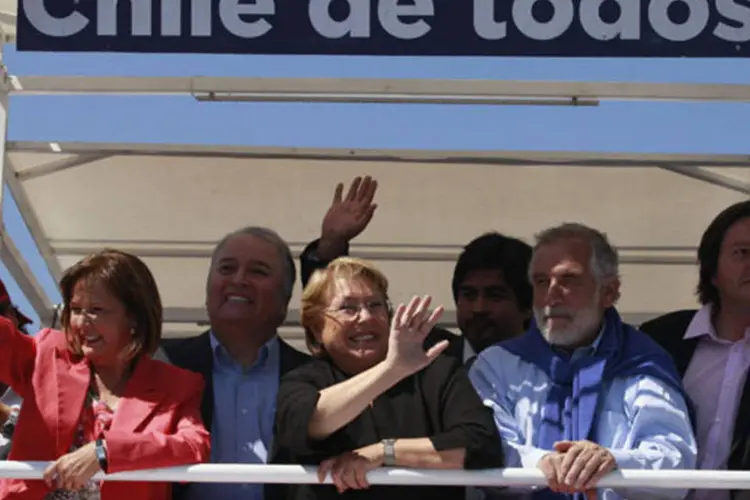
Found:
[501,307,688,500]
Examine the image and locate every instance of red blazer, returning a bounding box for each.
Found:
[0,317,211,500]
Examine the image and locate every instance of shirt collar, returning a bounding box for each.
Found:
[683,304,716,341]
[209,330,280,371]
[463,338,476,364]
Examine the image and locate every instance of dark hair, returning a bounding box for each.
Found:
[697,200,750,307]
[451,232,533,311]
[59,249,163,359]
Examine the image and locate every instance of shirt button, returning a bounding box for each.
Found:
[241,408,248,415]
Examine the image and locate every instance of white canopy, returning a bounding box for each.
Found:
[4,139,749,347]
[2,75,750,349]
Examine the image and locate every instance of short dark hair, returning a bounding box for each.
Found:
[59,249,163,359]
[451,232,533,311]
[697,201,750,307]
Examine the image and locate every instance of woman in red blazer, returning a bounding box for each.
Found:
[0,249,211,500]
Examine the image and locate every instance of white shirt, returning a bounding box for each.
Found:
[682,305,750,500]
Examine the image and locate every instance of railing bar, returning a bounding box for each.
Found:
[1,462,749,490]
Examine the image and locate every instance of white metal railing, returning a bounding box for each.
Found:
[1,463,750,490]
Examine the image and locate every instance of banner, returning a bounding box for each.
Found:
[16,0,750,57]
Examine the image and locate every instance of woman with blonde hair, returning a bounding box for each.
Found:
[272,257,504,499]
[0,249,211,499]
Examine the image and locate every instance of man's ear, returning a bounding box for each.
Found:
[600,278,621,308]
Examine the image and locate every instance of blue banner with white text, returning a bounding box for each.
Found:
[15,0,750,57]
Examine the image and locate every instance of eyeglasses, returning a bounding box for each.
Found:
[328,300,388,319]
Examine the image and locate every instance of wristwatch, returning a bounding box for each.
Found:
[382,438,396,466]
[95,438,109,473]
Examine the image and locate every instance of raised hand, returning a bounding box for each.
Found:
[318,176,378,260]
[385,295,447,376]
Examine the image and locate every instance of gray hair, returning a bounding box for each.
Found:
[210,226,296,306]
[531,222,620,283]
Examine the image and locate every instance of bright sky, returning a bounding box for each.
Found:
[1,46,748,330]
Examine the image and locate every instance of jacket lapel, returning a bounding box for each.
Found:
[52,347,90,452]
[110,357,164,433]
[191,334,214,432]
[161,332,214,430]
[729,376,750,471]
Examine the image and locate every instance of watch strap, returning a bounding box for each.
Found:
[382,438,396,466]
[95,438,108,473]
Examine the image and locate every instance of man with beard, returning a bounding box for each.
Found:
[299,176,533,365]
[469,223,697,500]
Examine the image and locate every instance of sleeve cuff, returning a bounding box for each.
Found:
[609,448,639,469]
[519,447,549,468]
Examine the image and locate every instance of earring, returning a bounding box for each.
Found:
[130,327,136,336]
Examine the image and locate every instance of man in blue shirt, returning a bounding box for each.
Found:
[163,226,310,500]
[469,222,697,500]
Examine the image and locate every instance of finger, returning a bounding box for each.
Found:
[345,177,362,202]
[70,477,83,491]
[583,456,616,490]
[575,454,607,489]
[357,204,377,227]
[422,305,445,333]
[362,178,377,206]
[352,461,369,489]
[331,182,344,204]
[391,304,406,332]
[43,463,58,489]
[60,473,74,491]
[356,176,373,202]
[331,458,347,493]
[555,456,570,493]
[554,440,575,453]
[340,464,359,491]
[560,443,583,475]
[564,450,595,491]
[425,339,450,362]
[408,296,432,329]
[401,296,422,327]
[318,459,334,483]
[544,458,563,493]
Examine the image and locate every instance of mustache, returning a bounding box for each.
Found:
[536,306,575,319]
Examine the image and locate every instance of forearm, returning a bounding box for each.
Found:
[394,438,465,469]
[309,361,405,440]
[103,428,211,473]
[315,237,349,262]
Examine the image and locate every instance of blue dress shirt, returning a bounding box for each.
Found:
[185,333,280,500]
[469,336,697,500]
